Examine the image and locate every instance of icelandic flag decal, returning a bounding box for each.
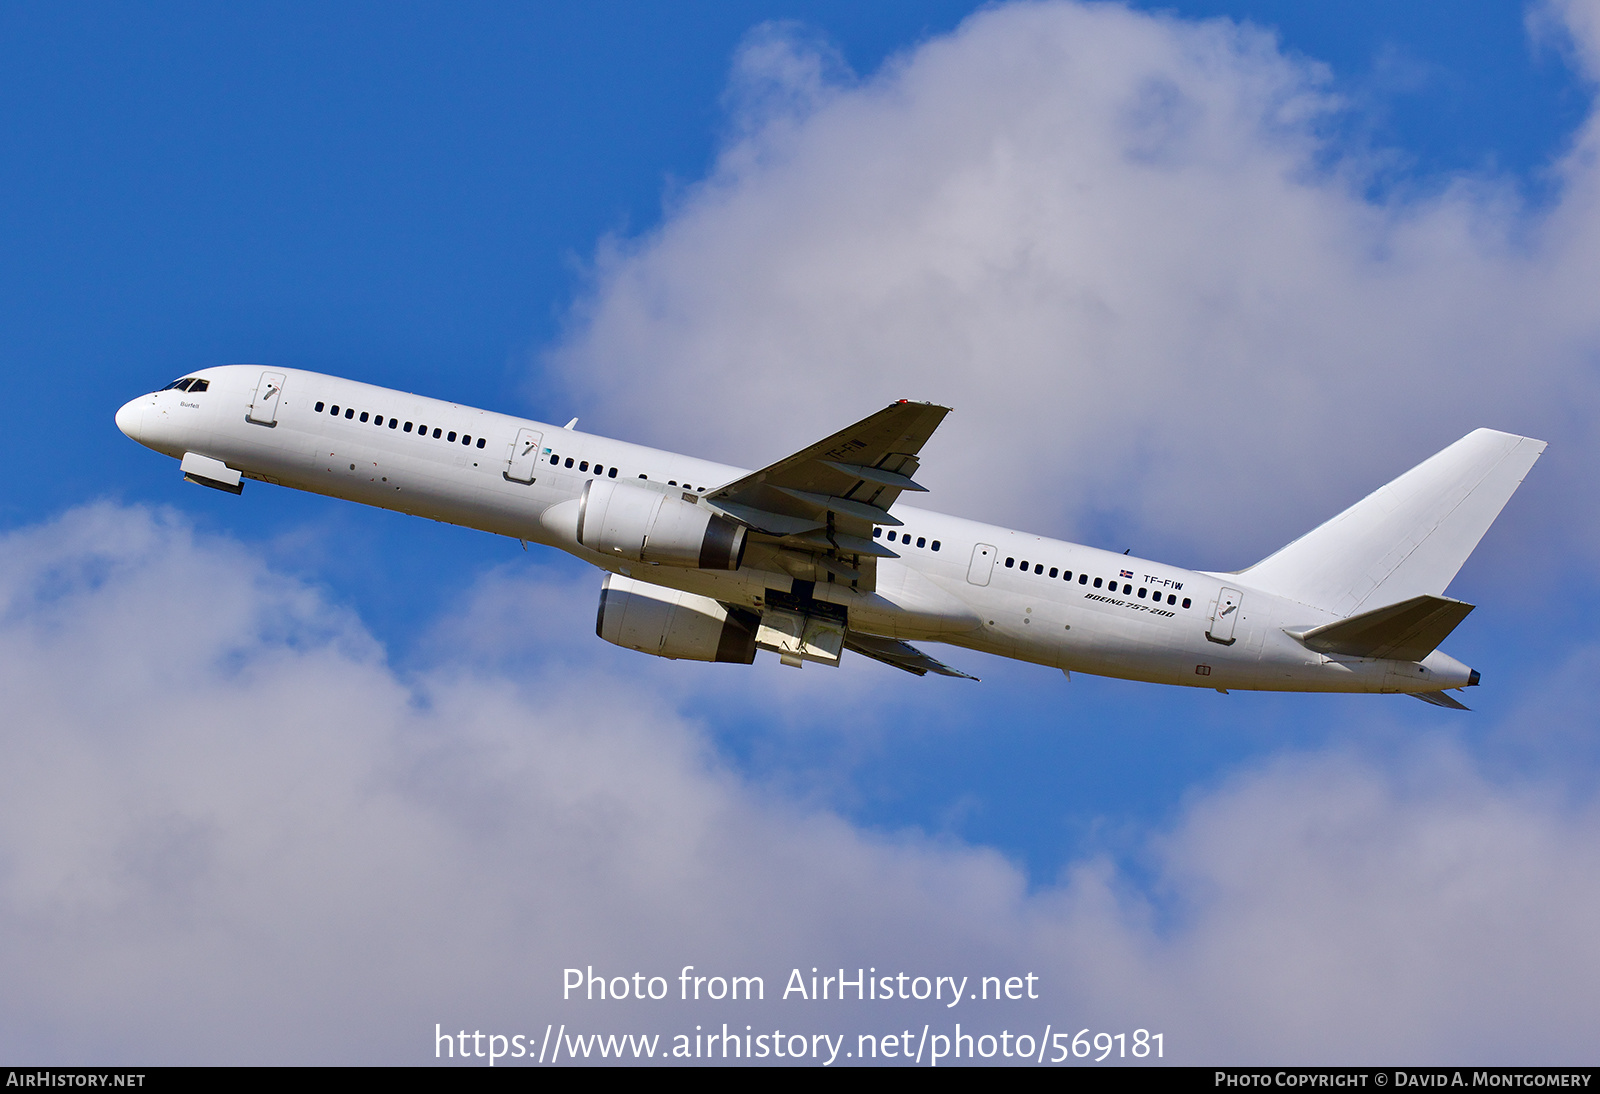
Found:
[1120,569,1133,579]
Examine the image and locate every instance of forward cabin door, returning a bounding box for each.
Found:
[505,428,544,484]
[1207,587,1243,645]
[967,543,996,586]
[247,371,286,426]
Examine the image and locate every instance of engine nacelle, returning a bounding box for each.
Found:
[577,479,746,570]
[597,574,757,663]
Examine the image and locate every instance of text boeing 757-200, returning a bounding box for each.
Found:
[116,365,1544,707]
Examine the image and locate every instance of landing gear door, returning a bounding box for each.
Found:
[247,371,286,426]
[505,428,544,484]
[1207,587,1242,645]
[967,543,996,586]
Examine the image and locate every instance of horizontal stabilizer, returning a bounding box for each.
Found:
[1287,594,1474,662]
[1412,690,1471,711]
[845,633,978,680]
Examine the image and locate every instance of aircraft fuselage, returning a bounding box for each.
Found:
[116,365,1477,695]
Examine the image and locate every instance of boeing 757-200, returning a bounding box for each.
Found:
[116,366,1545,707]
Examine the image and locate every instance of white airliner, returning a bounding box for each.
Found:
[116,366,1544,707]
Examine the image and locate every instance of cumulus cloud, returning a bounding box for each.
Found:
[550,0,1600,578]
[14,0,1600,1068]
[3,504,1599,1063]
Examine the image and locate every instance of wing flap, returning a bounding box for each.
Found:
[770,486,906,526]
[820,460,928,491]
[704,500,823,537]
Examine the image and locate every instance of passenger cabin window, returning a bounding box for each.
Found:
[389,419,398,429]
[1005,558,1015,568]
[345,409,355,419]
[360,412,369,422]
[462,434,471,445]
[931,540,940,551]
[1049,568,1058,578]
[1182,598,1192,609]
[1138,588,1147,598]
[608,467,617,477]
[1093,578,1102,588]
[917,537,926,548]
[1034,564,1043,574]
[873,528,882,538]
[887,531,897,542]
[330,405,341,416]
[1079,573,1087,584]
[404,422,413,432]
[550,454,559,464]
[315,402,325,412]
[477,438,486,448]
[447,431,457,442]
[432,428,441,438]
[579,461,588,472]
[565,458,574,468]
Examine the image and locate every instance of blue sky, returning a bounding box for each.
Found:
[3,0,1599,1065]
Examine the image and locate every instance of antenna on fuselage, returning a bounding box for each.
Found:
[565,417,578,430]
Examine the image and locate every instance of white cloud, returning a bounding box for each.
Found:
[550,1,1600,578]
[15,0,1600,1067]
[3,504,1599,1063]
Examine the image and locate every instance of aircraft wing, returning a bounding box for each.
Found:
[845,633,978,680]
[703,400,950,591]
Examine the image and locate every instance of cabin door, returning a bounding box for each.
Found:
[967,543,996,586]
[247,371,286,426]
[505,428,544,483]
[1207,587,1243,645]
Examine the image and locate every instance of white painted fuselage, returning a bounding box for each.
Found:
[116,365,1482,695]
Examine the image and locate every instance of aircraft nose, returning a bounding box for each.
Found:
[115,397,145,442]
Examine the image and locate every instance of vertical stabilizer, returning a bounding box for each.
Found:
[1240,429,1545,614]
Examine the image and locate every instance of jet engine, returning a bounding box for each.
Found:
[577,479,746,570]
[596,573,757,663]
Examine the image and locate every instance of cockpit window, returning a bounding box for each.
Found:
[160,377,195,391]
[187,379,208,392]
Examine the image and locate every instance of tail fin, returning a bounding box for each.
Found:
[1240,429,1546,614]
